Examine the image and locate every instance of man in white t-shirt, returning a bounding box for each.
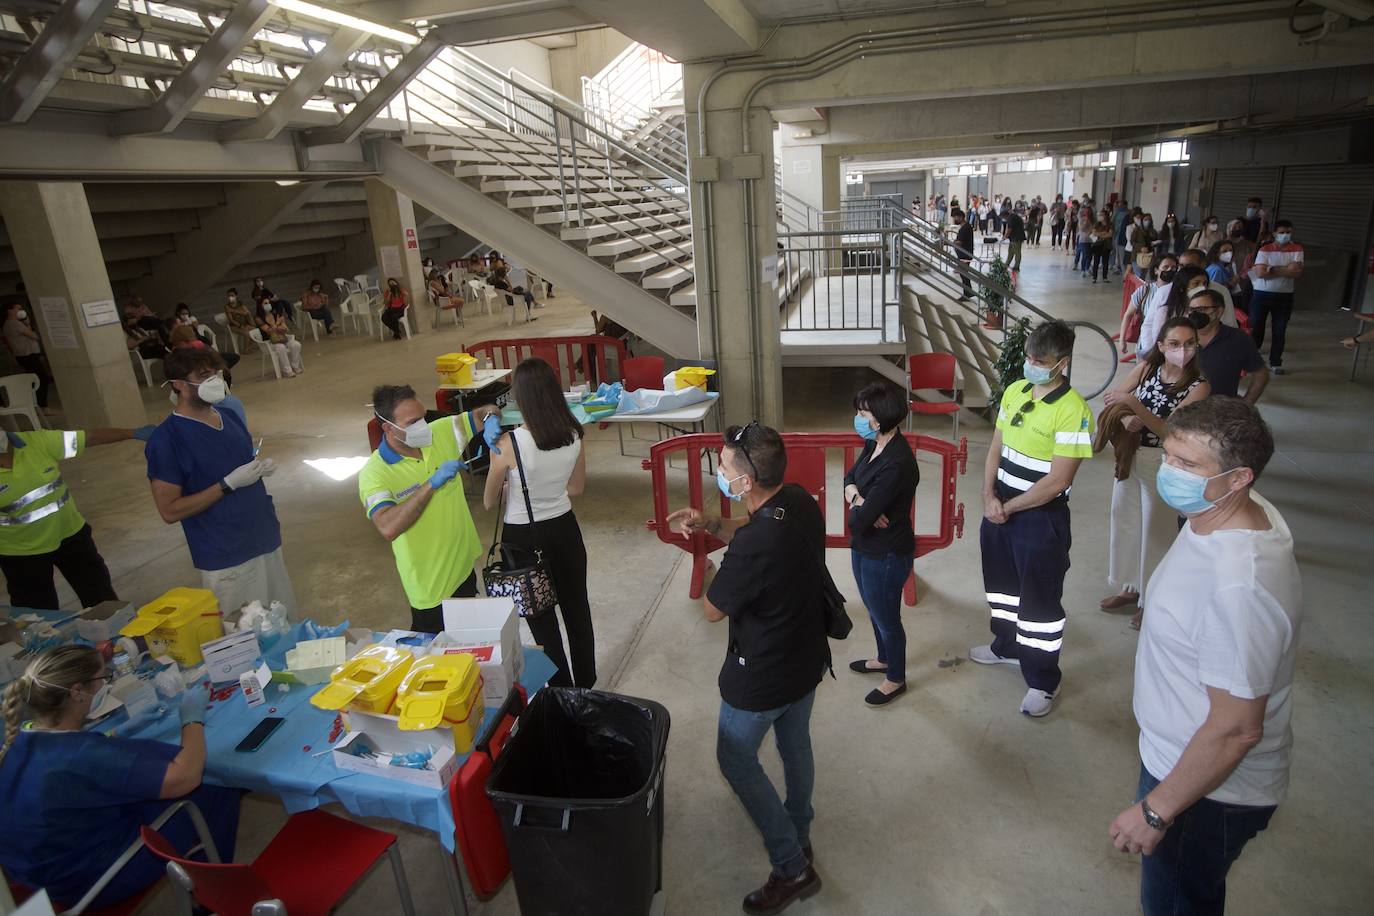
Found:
[1248,219,1304,374]
[1109,397,1302,916]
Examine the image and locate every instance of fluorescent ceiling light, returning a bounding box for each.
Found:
[267,0,422,45]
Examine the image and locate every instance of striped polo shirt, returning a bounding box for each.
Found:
[1252,241,1303,294]
[994,380,1095,506]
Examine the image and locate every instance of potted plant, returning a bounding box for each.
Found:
[979,255,1013,330]
[991,315,1032,403]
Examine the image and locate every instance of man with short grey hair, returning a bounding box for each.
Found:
[1110,397,1301,916]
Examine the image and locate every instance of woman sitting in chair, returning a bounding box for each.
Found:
[0,646,241,910]
[380,278,411,340]
[254,300,304,377]
[491,267,536,322]
[428,270,464,322]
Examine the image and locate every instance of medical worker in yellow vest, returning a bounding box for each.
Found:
[359,384,502,632]
[0,424,154,610]
[970,320,1095,719]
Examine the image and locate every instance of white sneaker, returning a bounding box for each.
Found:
[1020,688,1056,718]
[969,645,1020,667]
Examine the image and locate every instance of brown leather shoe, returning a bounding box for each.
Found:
[742,866,821,915]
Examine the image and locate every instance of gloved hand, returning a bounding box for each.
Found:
[223,459,267,491]
[132,425,157,442]
[178,683,208,726]
[258,458,277,478]
[428,459,466,489]
[483,414,503,454]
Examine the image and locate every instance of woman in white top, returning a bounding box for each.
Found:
[483,357,591,688]
[3,301,54,414]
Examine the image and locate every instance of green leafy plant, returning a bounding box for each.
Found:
[979,255,1013,321]
[992,316,1032,402]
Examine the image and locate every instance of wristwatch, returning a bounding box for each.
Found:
[219,479,233,495]
[1140,798,1171,831]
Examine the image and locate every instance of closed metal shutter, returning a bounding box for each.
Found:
[1275,164,1374,249]
[1208,168,1279,224]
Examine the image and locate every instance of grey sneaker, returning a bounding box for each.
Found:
[1270,365,1286,375]
[969,645,1020,667]
[1021,688,1056,718]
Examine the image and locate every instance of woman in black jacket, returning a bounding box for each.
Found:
[843,382,920,707]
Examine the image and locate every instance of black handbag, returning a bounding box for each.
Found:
[482,435,558,619]
[820,564,853,640]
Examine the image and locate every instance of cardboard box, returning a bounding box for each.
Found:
[438,598,525,702]
[73,601,135,642]
[274,636,346,686]
[200,630,262,685]
[331,729,458,789]
[342,701,486,755]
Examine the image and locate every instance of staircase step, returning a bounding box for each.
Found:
[451,163,642,181]
[505,189,681,209]
[534,202,686,225]
[481,178,659,194]
[614,243,693,273]
[669,283,696,308]
[560,213,691,240]
[586,226,691,257]
[643,261,694,290]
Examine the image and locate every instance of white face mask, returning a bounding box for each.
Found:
[87,682,111,713]
[173,374,227,405]
[15,310,26,320]
[1219,251,1233,263]
[378,413,432,448]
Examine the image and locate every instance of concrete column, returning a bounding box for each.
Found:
[364,178,431,333]
[0,182,144,428]
[687,101,782,428]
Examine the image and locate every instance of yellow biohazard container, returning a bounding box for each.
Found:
[393,654,485,752]
[671,366,716,391]
[436,352,479,386]
[310,645,414,714]
[119,588,222,667]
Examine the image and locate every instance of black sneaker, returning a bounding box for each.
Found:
[1270,365,1286,375]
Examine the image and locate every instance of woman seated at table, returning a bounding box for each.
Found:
[380,277,411,340]
[254,300,304,377]
[0,646,241,910]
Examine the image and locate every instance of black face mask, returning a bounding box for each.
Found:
[1158,269,1177,282]
[1229,229,1243,239]
[1188,310,1214,330]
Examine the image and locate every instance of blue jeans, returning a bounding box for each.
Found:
[717,690,817,878]
[851,550,911,683]
[1075,241,1091,271]
[1137,765,1275,916]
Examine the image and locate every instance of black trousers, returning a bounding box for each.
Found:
[381,307,407,337]
[0,523,117,610]
[501,510,596,689]
[15,354,51,408]
[957,258,975,298]
[980,504,1071,693]
[410,569,478,633]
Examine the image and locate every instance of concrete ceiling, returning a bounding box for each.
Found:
[739,0,987,24]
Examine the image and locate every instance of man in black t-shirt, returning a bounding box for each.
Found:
[952,209,976,301]
[1004,211,1027,271]
[668,422,828,915]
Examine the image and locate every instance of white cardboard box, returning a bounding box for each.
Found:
[341,702,485,755]
[438,598,524,702]
[199,630,261,685]
[73,601,135,642]
[331,729,458,789]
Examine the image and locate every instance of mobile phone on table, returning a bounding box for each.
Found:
[234,716,284,752]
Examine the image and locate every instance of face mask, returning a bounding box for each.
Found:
[1219,251,1233,264]
[1275,233,1291,244]
[1158,269,1177,283]
[86,683,111,714]
[1245,207,1257,219]
[1188,309,1216,330]
[1207,222,1218,231]
[228,295,237,303]
[379,414,432,448]
[1143,219,1153,228]
[312,286,320,292]
[716,468,746,501]
[1022,358,1062,386]
[1156,463,1238,516]
[196,375,227,404]
[854,414,878,441]
[1162,346,1192,368]
[15,310,25,320]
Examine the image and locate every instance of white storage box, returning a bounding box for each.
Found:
[437,598,525,702]
[73,601,136,642]
[331,729,458,789]
[199,630,262,686]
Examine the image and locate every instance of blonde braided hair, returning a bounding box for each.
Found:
[0,645,102,766]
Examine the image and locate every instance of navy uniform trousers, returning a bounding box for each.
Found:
[980,502,1071,693]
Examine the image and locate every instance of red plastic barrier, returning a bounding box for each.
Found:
[434,335,629,411]
[643,433,968,606]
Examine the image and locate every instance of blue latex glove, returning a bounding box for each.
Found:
[483,413,503,454]
[428,459,466,489]
[133,425,157,442]
[178,683,209,726]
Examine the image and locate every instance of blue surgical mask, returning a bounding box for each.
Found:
[1022,358,1061,386]
[716,468,745,501]
[1274,232,1291,245]
[854,414,878,441]
[1155,462,1237,516]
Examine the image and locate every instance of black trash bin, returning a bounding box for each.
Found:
[486,687,670,916]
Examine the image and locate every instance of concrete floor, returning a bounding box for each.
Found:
[34,243,1374,914]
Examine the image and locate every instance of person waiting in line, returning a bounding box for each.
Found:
[491,267,536,322]
[1139,265,1208,359]
[667,423,828,914]
[146,348,296,618]
[252,300,303,377]
[1225,219,1256,284]
[1003,206,1027,271]
[1120,254,1179,358]
[844,382,919,707]
[1099,317,1211,629]
[1130,213,1161,279]
[1187,214,1223,254]
[951,208,976,301]
[1112,200,1133,275]
[1026,196,1044,246]
[223,288,255,352]
[1109,398,1299,916]
[251,277,294,325]
[1191,289,1269,404]
[1159,212,1186,257]
[1074,208,1095,276]
[1089,219,1114,284]
[972,320,1095,718]
[1249,219,1304,375]
[299,279,336,335]
[0,422,152,610]
[1049,194,1067,249]
[379,278,410,340]
[0,646,241,911]
[1240,196,1270,241]
[361,386,501,632]
[482,358,593,688]
[1178,247,1237,328]
[3,301,56,417]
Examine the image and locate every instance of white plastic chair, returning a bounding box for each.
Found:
[296,300,325,342]
[212,313,237,355]
[375,303,414,341]
[355,274,381,299]
[430,290,463,329]
[129,349,159,388]
[465,279,489,315]
[339,291,373,336]
[195,324,217,350]
[334,277,359,301]
[248,328,283,379]
[0,374,44,431]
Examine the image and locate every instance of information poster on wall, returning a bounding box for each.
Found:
[379,245,402,281]
[37,297,79,350]
[760,254,779,289]
[80,298,120,328]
